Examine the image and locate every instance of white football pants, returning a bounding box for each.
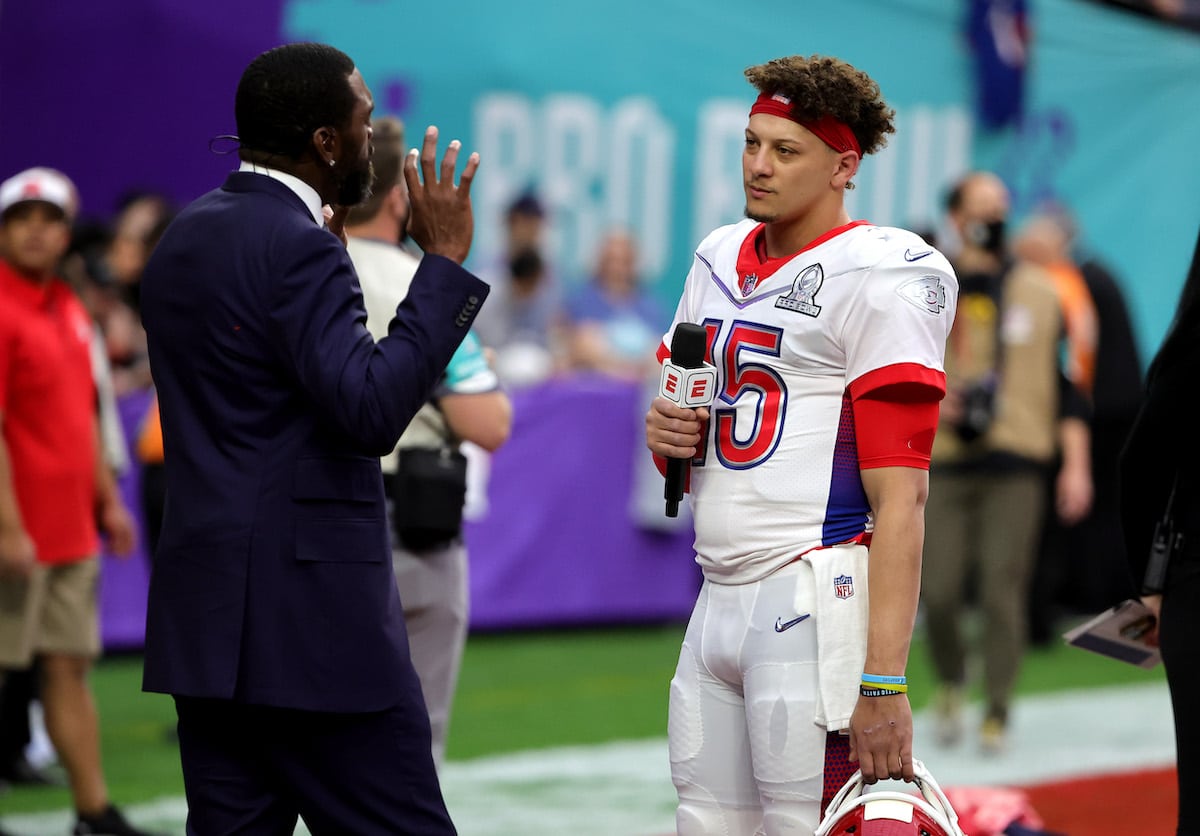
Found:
[669,560,827,836]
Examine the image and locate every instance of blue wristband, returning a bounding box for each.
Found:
[861,673,907,686]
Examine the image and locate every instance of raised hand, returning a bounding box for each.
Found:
[403,125,480,265]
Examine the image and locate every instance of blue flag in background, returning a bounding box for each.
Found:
[967,0,1031,130]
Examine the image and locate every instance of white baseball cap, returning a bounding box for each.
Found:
[0,167,78,220]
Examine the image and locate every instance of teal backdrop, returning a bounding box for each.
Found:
[285,0,1200,360]
[0,0,1196,360]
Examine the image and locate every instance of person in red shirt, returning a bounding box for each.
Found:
[0,167,153,836]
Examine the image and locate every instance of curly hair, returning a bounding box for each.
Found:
[744,55,895,156]
[235,42,358,160]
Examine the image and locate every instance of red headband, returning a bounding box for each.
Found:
[749,92,861,157]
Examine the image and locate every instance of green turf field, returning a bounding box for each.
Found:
[0,617,1166,817]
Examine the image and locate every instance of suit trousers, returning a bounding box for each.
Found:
[922,467,1046,721]
[174,696,456,835]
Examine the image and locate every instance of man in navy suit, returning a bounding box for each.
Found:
[139,43,486,835]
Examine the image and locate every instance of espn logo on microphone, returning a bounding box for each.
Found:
[659,361,717,408]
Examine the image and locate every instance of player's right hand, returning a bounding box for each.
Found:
[0,525,36,579]
[645,397,709,460]
[404,126,479,265]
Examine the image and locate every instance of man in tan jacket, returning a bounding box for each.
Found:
[920,171,1093,755]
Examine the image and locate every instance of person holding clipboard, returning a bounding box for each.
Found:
[1118,225,1200,836]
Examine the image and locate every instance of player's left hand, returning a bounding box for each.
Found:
[99,496,138,557]
[848,693,914,784]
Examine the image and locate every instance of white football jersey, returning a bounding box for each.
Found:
[663,219,957,584]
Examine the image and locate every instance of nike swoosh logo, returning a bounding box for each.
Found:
[904,248,933,262]
[774,614,812,632]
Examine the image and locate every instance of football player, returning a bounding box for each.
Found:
[645,54,957,836]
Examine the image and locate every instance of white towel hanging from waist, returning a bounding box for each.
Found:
[802,542,870,732]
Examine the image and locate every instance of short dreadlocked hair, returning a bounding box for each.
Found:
[235,42,358,160]
[744,55,895,156]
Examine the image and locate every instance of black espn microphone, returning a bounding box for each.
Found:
[659,323,716,517]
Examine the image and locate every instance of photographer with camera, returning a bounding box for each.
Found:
[919,171,1092,755]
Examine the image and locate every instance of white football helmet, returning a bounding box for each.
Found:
[815,758,966,836]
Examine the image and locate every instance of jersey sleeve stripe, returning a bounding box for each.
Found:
[847,362,946,402]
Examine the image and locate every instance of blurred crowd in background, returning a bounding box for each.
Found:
[4,161,1152,628]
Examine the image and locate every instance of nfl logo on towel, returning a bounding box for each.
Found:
[833,574,854,599]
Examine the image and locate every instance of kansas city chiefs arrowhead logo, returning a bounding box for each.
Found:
[897,275,947,315]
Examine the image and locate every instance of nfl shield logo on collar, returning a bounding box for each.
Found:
[833,574,854,599]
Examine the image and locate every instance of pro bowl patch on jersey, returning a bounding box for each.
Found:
[833,574,855,599]
[896,275,948,315]
[775,263,824,316]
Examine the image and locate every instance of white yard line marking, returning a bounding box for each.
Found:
[2,682,1174,836]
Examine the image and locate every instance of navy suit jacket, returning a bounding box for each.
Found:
[140,172,488,712]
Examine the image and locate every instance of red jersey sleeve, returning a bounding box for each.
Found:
[851,362,944,470]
